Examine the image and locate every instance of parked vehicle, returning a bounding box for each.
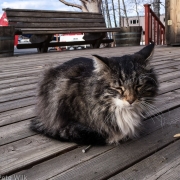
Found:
[53,33,90,50]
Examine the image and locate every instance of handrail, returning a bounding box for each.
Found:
[144,4,165,45]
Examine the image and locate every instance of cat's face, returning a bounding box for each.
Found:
[93,43,158,110]
[109,58,158,109]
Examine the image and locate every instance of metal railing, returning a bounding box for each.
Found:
[144,4,165,45]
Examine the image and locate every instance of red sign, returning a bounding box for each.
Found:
[0,12,18,45]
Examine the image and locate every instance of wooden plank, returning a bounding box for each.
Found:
[0,84,37,95]
[5,105,180,178]
[151,162,180,180]
[159,70,180,82]
[41,110,180,180]
[0,97,35,113]
[157,66,180,75]
[5,9,103,19]
[0,70,41,81]
[19,28,122,35]
[155,61,180,70]
[0,77,38,90]
[0,135,77,175]
[13,145,114,179]
[152,90,180,118]
[17,25,141,33]
[158,77,180,94]
[0,63,45,73]
[4,8,102,14]
[109,140,180,180]
[8,17,105,23]
[152,54,180,63]
[0,105,35,127]
[0,119,36,146]
[0,89,35,103]
[3,8,102,15]
[15,22,106,28]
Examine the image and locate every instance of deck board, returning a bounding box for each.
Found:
[0,45,180,179]
[109,140,180,180]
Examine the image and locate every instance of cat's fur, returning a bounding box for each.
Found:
[30,43,158,145]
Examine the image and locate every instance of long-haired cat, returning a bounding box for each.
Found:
[30,43,158,145]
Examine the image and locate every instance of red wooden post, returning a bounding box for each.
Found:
[162,29,165,44]
[150,13,152,42]
[160,27,162,45]
[154,18,155,44]
[157,23,160,45]
[144,4,151,45]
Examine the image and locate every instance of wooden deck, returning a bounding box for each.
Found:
[0,46,180,180]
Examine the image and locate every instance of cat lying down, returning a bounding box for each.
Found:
[30,43,158,145]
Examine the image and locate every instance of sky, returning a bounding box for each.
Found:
[0,0,78,16]
[0,0,165,19]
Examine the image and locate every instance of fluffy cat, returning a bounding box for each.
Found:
[30,43,158,145]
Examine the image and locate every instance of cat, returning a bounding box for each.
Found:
[30,43,158,145]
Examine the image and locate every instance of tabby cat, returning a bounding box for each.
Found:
[31,43,158,145]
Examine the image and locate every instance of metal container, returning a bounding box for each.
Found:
[113,26,142,47]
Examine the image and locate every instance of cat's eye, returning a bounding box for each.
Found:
[136,85,142,91]
[116,86,124,92]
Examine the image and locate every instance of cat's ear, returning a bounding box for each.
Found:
[135,42,155,65]
[92,55,109,72]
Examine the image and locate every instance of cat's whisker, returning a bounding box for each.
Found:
[138,102,156,122]
[142,101,161,117]
[140,101,164,127]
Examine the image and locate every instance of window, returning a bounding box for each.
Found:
[130,19,138,24]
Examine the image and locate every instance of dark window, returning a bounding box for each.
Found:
[133,20,136,24]
[130,19,138,24]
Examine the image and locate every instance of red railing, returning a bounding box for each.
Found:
[144,4,165,45]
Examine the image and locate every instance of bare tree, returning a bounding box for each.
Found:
[153,0,160,18]
[111,0,117,27]
[118,0,121,27]
[101,1,105,17]
[59,0,102,13]
[122,0,129,26]
[104,0,112,28]
[134,0,140,25]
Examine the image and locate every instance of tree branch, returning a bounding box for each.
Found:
[59,0,82,10]
[81,0,88,3]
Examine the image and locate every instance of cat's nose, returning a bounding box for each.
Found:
[127,99,135,105]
